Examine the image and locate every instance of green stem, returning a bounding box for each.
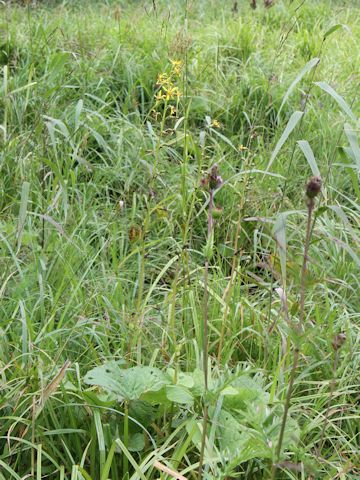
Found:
[272,197,315,479]
[198,189,214,479]
[123,401,129,478]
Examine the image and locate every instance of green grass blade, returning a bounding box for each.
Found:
[266,111,303,172]
[315,81,356,121]
[297,140,321,176]
[277,57,319,122]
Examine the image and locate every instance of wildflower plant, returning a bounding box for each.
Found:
[153,59,182,118]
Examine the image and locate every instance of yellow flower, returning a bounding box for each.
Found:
[157,73,170,86]
[210,119,221,129]
[238,144,248,151]
[165,85,181,100]
[169,105,177,116]
[170,59,182,75]
[155,89,166,101]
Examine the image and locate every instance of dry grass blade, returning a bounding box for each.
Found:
[153,460,187,480]
[35,360,71,419]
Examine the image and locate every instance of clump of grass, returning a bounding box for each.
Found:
[0,1,359,479]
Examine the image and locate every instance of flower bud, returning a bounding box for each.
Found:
[306,176,322,199]
[209,164,223,190]
[332,332,346,351]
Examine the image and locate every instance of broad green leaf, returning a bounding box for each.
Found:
[267,415,300,450]
[297,140,320,176]
[84,363,168,401]
[277,58,319,121]
[315,82,356,121]
[189,368,206,396]
[128,433,145,452]
[342,146,357,164]
[166,385,194,405]
[228,433,272,466]
[141,387,169,405]
[167,369,194,388]
[218,410,271,462]
[267,111,303,172]
[129,400,155,427]
[223,375,267,413]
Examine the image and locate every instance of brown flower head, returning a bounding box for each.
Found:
[332,332,346,351]
[306,176,322,199]
[208,164,223,190]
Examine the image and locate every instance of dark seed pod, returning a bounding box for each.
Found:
[306,176,322,199]
[332,332,346,351]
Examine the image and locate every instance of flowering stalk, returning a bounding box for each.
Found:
[198,165,222,479]
[272,176,322,478]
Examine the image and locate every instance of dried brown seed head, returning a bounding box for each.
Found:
[332,333,346,351]
[306,176,322,199]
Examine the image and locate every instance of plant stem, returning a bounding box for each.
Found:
[123,400,129,478]
[272,196,315,479]
[198,189,214,479]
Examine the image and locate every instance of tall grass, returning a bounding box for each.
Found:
[0,1,359,479]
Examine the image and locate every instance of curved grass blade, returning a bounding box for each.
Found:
[297,140,320,176]
[315,82,356,121]
[324,23,351,40]
[277,57,319,122]
[266,111,303,172]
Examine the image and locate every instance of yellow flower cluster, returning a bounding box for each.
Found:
[154,60,183,103]
[238,144,248,151]
[170,59,182,76]
[210,119,222,129]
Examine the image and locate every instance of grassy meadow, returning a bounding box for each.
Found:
[0,0,359,478]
